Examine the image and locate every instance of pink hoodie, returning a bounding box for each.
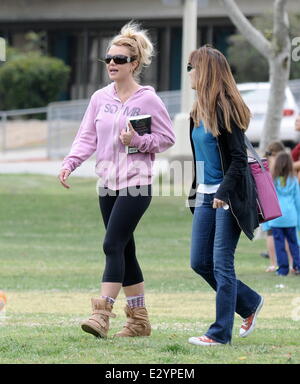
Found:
[61,82,175,190]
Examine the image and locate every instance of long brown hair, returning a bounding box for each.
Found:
[189,45,251,136]
[272,151,294,186]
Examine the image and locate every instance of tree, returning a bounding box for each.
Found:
[0,51,70,111]
[0,32,70,111]
[220,0,291,152]
[227,13,300,83]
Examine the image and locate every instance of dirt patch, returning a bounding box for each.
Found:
[2,120,47,149]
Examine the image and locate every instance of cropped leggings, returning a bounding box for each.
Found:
[98,184,152,287]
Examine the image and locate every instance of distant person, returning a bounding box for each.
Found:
[264,141,285,173]
[291,114,300,183]
[260,141,291,272]
[186,45,263,346]
[263,151,300,276]
[293,115,300,246]
[59,21,175,339]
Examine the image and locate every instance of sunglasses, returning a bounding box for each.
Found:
[100,55,136,65]
[187,63,194,72]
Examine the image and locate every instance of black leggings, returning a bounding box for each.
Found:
[99,184,152,287]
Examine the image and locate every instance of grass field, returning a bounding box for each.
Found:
[0,174,300,364]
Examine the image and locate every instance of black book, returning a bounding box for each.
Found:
[126,115,151,154]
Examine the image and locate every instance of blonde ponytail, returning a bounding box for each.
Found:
[108,21,154,79]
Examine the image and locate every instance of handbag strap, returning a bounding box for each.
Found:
[244,134,266,172]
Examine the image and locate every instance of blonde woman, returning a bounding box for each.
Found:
[186,45,263,346]
[58,22,175,339]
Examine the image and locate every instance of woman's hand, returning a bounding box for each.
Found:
[213,198,227,209]
[58,169,71,189]
[119,122,136,146]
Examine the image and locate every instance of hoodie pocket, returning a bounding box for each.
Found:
[127,152,152,178]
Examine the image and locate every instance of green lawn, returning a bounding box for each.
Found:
[0,174,299,364]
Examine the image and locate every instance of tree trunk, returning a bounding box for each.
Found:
[259,53,291,151]
[259,0,291,152]
[221,0,291,153]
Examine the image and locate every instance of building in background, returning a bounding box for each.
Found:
[1,0,299,100]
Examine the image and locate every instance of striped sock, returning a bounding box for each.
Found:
[126,294,145,308]
[101,295,115,305]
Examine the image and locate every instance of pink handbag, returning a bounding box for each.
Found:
[245,136,282,223]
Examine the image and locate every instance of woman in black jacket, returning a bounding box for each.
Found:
[187,45,264,346]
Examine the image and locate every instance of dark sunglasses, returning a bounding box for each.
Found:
[187,63,194,72]
[100,55,136,65]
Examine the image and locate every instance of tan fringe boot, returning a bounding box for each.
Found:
[81,298,116,338]
[114,305,151,337]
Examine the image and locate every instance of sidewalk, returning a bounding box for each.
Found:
[0,148,95,177]
[0,159,97,177]
[0,148,170,178]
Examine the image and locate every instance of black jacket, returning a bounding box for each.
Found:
[187,109,259,240]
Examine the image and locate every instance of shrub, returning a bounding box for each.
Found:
[0,52,70,110]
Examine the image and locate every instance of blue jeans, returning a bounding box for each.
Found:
[272,227,300,275]
[190,193,261,344]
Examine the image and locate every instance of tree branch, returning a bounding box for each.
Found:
[273,0,290,50]
[219,0,272,59]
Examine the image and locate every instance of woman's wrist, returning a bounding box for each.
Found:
[129,131,143,148]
